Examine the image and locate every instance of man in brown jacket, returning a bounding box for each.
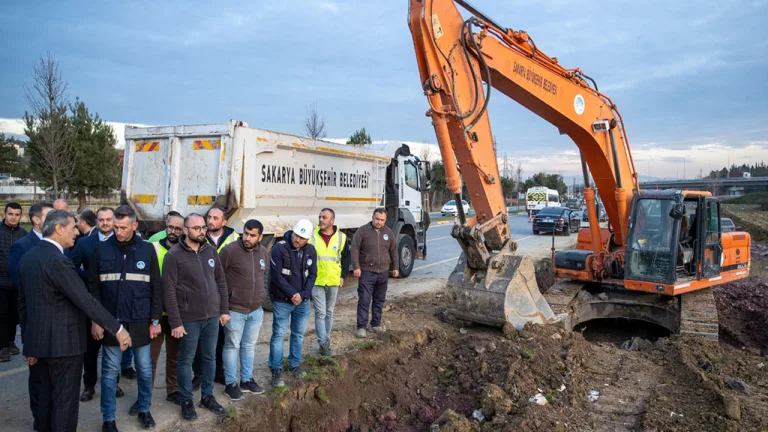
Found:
[351,208,398,338]
[219,219,267,400]
[163,213,229,421]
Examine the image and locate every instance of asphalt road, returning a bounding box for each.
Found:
[0,212,576,432]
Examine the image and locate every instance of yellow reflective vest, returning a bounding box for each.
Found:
[309,227,346,287]
[209,230,239,253]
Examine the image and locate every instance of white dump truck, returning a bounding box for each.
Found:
[121,120,431,282]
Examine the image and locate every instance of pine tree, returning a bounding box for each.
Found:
[347,128,372,145]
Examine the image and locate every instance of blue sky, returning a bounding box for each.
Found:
[1,0,767,179]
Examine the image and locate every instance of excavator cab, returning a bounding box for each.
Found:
[625,191,722,291]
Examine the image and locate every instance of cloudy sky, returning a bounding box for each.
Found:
[1,0,766,180]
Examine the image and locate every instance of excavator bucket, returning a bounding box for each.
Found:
[445,251,556,330]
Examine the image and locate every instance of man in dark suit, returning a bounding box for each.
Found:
[8,202,53,291]
[18,209,132,432]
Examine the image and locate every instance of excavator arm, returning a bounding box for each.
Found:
[408,0,642,328]
[409,0,638,258]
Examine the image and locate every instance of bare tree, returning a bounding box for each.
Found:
[515,161,523,210]
[23,52,75,198]
[303,102,327,140]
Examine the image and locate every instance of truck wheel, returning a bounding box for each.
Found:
[397,235,416,278]
[263,266,273,312]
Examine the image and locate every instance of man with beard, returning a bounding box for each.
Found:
[149,212,185,405]
[204,206,239,384]
[147,211,183,243]
[308,208,350,356]
[88,205,162,431]
[219,219,267,400]
[163,213,229,421]
[268,219,317,387]
[70,207,128,402]
[0,202,27,362]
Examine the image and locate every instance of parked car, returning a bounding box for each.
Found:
[532,207,580,235]
[441,199,470,216]
[721,217,736,232]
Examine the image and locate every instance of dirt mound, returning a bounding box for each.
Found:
[535,258,556,293]
[714,276,768,355]
[643,336,768,432]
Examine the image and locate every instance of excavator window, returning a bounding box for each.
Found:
[626,198,678,284]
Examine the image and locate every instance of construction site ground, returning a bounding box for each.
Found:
[2,213,767,431]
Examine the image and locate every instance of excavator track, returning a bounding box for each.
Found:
[543,281,719,339]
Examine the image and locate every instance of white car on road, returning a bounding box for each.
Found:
[441,199,470,216]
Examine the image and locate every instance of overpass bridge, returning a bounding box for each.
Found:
[637,176,768,196]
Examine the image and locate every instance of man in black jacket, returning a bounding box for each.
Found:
[0,202,26,362]
[267,219,317,388]
[88,205,162,431]
[18,210,132,432]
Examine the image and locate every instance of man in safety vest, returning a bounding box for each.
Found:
[308,208,350,356]
[88,205,162,431]
[204,206,239,384]
[149,212,185,405]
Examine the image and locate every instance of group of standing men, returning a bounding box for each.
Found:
[0,201,399,432]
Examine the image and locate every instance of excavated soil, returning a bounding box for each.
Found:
[226,292,768,432]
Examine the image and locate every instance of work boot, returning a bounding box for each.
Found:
[8,342,20,355]
[0,347,10,362]
[320,343,333,357]
[115,385,125,398]
[289,366,306,380]
[371,326,386,334]
[129,400,139,416]
[240,379,265,395]
[356,328,367,339]
[271,369,285,388]
[138,411,156,430]
[181,400,198,421]
[224,383,243,401]
[80,386,96,402]
[199,395,225,415]
[102,420,119,432]
[166,391,182,405]
[121,367,137,379]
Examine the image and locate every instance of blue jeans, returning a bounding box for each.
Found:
[223,308,263,385]
[268,300,310,370]
[121,347,133,370]
[101,344,152,421]
[177,317,218,401]
[312,286,339,347]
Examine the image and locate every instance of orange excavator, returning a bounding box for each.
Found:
[408,0,752,333]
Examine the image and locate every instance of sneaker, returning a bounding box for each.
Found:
[181,400,198,421]
[0,347,10,362]
[7,342,20,355]
[271,369,285,388]
[121,367,137,379]
[371,326,386,334]
[199,395,225,415]
[129,400,139,416]
[224,383,243,401]
[240,379,265,395]
[356,328,367,338]
[289,367,307,380]
[138,411,156,430]
[166,391,182,405]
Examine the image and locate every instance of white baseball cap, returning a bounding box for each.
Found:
[293,219,313,239]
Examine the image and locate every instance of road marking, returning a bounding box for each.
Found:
[413,257,459,272]
[0,365,27,378]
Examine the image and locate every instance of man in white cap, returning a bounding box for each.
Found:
[267,219,317,388]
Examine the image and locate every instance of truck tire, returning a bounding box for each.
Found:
[263,267,273,312]
[397,235,416,278]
